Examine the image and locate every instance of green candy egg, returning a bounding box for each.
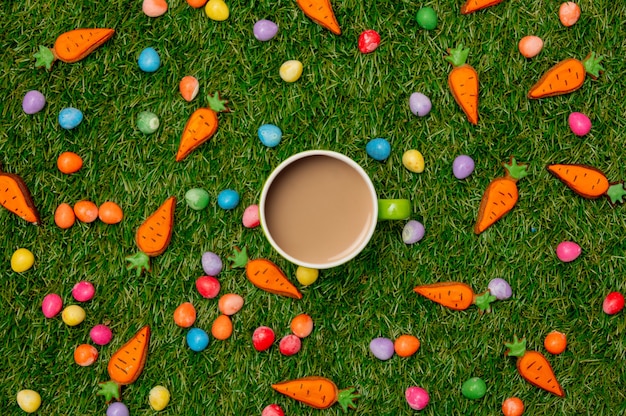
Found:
[137,111,160,134]
[185,188,210,210]
[461,377,487,400]
[416,7,438,30]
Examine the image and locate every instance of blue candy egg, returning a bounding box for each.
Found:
[366,138,391,161]
[217,189,240,210]
[257,124,282,148]
[138,47,161,72]
[186,328,210,352]
[58,107,83,129]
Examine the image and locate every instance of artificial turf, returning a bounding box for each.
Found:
[1,0,625,414]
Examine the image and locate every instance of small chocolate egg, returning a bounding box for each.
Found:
[42,293,63,318]
[179,76,200,101]
[279,60,303,82]
[254,19,278,41]
[366,138,391,161]
[518,35,544,58]
[402,149,425,173]
[137,111,160,134]
[556,241,581,262]
[452,155,475,179]
[22,90,46,114]
[258,124,282,147]
[568,112,591,136]
[559,2,581,27]
[138,47,161,72]
[58,107,83,129]
[409,92,432,117]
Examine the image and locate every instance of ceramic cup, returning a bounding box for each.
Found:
[259,150,410,269]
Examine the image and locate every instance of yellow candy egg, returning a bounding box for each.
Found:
[402,150,425,173]
[149,385,171,411]
[205,0,229,21]
[11,248,34,272]
[295,266,319,286]
[62,305,86,326]
[16,389,41,413]
[279,60,303,83]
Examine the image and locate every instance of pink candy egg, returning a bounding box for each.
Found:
[143,0,168,17]
[559,2,581,27]
[406,386,429,410]
[556,241,581,262]
[242,204,260,228]
[42,293,63,318]
[179,76,199,102]
[568,112,591,136]
[90,324,113,345]
[518,36,543,58]
[72,281,95,302]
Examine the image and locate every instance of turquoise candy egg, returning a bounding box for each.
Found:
[217,189,239,210]
[366,138,391,161]
[186,327,210,352]
[58,107,83,129]
[257,124,282,147]
[138,47,161,72]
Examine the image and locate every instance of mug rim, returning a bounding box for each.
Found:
[259,150,378,269]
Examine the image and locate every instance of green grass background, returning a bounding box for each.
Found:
[1,0,625,414]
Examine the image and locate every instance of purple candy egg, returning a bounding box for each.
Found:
[405,386,429,410]
[106,402,129,416]
[568,112,591,136]
[452,155,475,179]
[42,293,63,318]
[403,220,425,244]
[488,278,512,300]
[22,90,46,114]
[202,251,223,276]
[556,241,581,262]
[253,19,278,41]
[409,92,432,117]
[369,337,395,360]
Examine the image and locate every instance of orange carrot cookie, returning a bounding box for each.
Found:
[272,376,359,411]
[528,53,603,99]
[445,45,479,125]
[34,28,115,70]
[461,0,504,14]
[296,0,341,35]
[547,163,626,205]
[0,163,40,225]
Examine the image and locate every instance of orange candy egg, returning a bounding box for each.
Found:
[179,76,200,102]
[73,200,99,223]
[290,313,314,338]
[74,344,98,366]
[394,334,421,357]
[211,314,233,340]
[57,151,83,174]
[559,2,581,27]
[173,302,197,328]
[544,330,567,354]
[98,201,124,224]
[218,293,244,316]
[518,35,543,59]
[502,397,525,416]
[187,0,208,8]
[54,203,76,229]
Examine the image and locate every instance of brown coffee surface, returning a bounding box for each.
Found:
[264,155,374,265]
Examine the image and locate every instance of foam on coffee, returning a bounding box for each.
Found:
[263,154,375,265]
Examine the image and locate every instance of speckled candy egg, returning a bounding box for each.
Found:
[416,7,438,30]
[258,124,282,147]
[90,324,113,345]
[488,278,512,300]
[137,111,160,134]
[143,0,168,17]
[358,30,380,54]
[185,188,210,210]
[254,19,278,41]
[462,377,487,400]
[138,47,161,72]
[402,220,425,244]
[72,281,95,302]
[217,189,239,209]
[179,75,200,102]
[202,251,223,276]
[409,92,432,117]
[62,305,86,326]
[452,155,475,179]
[405,386,429,410]
[242,204,260,228]
[518,36,544,58]
[402,150,425,173]
[58,107,83,129]
[22,90,46,114]
[556,241,581,262]
[186,327,210,352]
[218,293,244,315]
[369,337,395,360]
[279,60,303,83]
[149,385,171,411]
[17,389,41,413]
[366,138,391,161]
[559,2,581,27]
[106,402,130,416]
[42,293,63,318]
[568,112,591,136]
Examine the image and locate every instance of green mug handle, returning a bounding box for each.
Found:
[378,199,411,220]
